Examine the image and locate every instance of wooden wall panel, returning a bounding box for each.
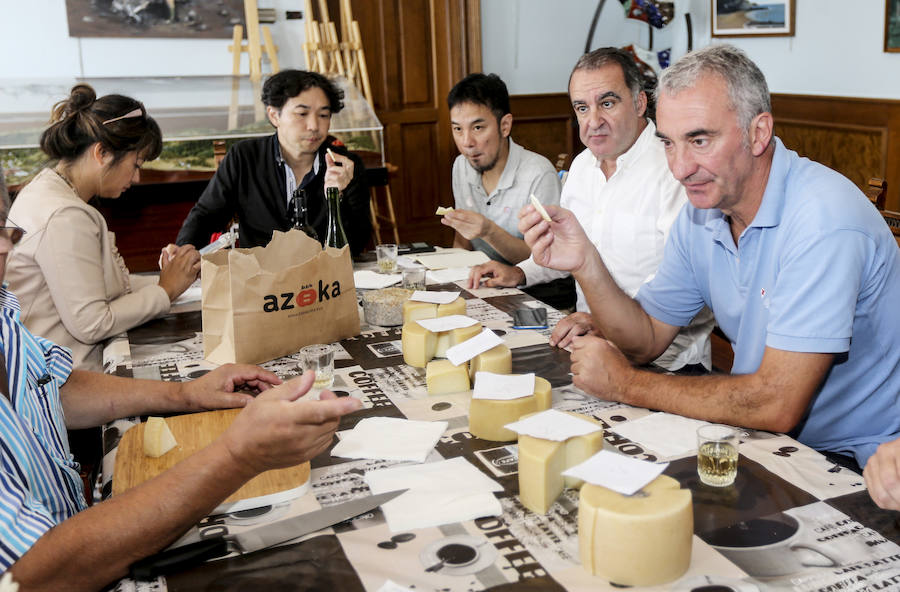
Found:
[508,94,579,168]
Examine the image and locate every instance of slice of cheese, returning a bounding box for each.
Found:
[425,359,470,395]
[468,344,512,379]
[517,412,603,514]
[401,321,437,367]
[530,194,552,222]
[143,416,178,458]
[435,323,482,358]
[435,206,454,215]
[401,296,466,324]
[579,474,692,586]
[468,376,552,442]
[437,297,467,317]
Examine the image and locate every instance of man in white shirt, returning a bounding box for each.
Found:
[442,73,562,267]
[469,48,712,372]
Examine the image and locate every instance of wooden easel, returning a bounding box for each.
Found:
[227,0,280,127]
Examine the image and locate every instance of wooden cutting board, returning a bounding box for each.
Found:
[113,408,311,512]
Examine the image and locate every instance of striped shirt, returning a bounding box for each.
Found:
[0,288,84,570]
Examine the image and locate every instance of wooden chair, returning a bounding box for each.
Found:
[866,177,887,211]
[367,163,400,245]
[882,209,900,248]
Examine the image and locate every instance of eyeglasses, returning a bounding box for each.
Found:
[102,107,143,126]
[0,219,25,246]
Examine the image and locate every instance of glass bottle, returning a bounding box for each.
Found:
[291,188,319,242]
[324,186,348,249]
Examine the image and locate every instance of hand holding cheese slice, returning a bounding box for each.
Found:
[143,416,178,458]
[530,194,552,222]
[516,411,603,513]
[469,376,552,442]
[578,474,692,586]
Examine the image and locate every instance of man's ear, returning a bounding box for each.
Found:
[635,90,648,118]
[499,113,513,138]
[749,112,773,157]
[266,105,280,128]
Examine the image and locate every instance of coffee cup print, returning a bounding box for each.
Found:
[706,513,840,578]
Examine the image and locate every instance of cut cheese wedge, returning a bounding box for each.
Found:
[401,296,466,324]
[425,359,470,394]
[578,474,692,586]
[517,412,603,514]
[435,206,455,215]
[401,321,437,367]
[143,416,178,458]
[435,323,482,358]
[469,376,552,442]
[468,344,512,379]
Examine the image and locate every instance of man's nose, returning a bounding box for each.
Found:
[586,107,604,130]
[668,145,697,181]
[304,115,318,131]
[461,130,475,146]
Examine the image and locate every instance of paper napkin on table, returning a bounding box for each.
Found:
[446,328,504,366]
[410,290,460,304]
[611,412,710,458]
[365,457,502,532]
[473,372,535,400]
[562,450,668,496]
[415,315,478,332]
[415,250,489,270]
[503,408,602,441]
[333,417,448,463]
[426,267,470,284]
[354,270,402,289]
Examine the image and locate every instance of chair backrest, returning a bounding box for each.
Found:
[866,177,887,210]
[881,209,900,248]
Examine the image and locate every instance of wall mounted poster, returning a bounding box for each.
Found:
[65,0,245,39]
[711,0,795,37]
[887,0,900,52]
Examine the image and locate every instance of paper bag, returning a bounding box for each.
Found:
[201,229,360,365]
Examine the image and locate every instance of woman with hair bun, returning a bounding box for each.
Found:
[7,84,200,371]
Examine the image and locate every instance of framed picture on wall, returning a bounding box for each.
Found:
[887,0,900,52]
[711,1,795,37]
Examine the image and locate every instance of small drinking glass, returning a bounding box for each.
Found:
[376,243,398,274]
[697,424,740,487]
[300,344,335,390]
[402,264,426,290]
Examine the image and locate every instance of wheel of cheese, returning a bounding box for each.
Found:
[401,321,436,367]
[401,296,467,324]
[517,412,603,514]
[468,376,552,442]
[425,359,470,394]
[578,474,692,586]
[434,323,482,358]
[467,344,512,378]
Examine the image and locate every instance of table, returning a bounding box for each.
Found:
[101,282,900,592]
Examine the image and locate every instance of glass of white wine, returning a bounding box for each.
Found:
[300,344,335,390]
[697,424,739,487]
[376,243,398,274]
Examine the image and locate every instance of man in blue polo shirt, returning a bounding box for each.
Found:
[518,44,900,469]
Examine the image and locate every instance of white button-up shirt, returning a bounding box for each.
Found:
[518,121,712,370]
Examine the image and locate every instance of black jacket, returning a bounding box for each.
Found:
[176,134,371,255]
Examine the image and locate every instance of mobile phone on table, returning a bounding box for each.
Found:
[512,307,548,329]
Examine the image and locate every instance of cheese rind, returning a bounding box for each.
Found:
[401,321,437,367]
[402,296,466,324]
[434,323,482,358]
[425,359,470,394]
[468,344,512,379]
[468,376,552,442]
[143,416,178,458]
[517,412,603,514]
[437,297,467,317]
[578,474,692,586]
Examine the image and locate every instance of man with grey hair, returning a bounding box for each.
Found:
[469,47,713,373]
[519,44,900,470]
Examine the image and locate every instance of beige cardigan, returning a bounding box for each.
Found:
[7,168,170,371]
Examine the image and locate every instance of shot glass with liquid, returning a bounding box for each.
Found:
[376,243,398,274]
[697,424,739,487]
[300,344,335,390]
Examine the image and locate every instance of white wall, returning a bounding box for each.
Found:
[482,0,900,100]
[0,0,308,78]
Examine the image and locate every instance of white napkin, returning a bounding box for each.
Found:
[415,251,490,270]
[415,315,478,332]
[446,328,504,366]
[332,417,448,463]
[172,283,202,305]
[611,412,709,458]
[426,267,470,284]
[410,290,460,304]
[376,581,414,592]
[354,270,402,289]
[365,457,503,532]
[503,409,602,441]
[473,372,535,400]
[562,450,668,496]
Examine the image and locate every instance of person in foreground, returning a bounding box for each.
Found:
[467,48,712,371]
[519,44,900,468]
[7,85,200,372]
[864,439,900,510]
[443,73,561,266]
[0,171,361,588]
[172,69,371,255]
